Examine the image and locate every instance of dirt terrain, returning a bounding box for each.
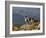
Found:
[12,22,40,31]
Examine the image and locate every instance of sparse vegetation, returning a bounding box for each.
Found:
[12,20,40,31]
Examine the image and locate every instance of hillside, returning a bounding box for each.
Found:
[12,21,40,31]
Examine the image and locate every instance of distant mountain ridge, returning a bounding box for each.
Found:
[13,13,40,25]
[13,13,25,25]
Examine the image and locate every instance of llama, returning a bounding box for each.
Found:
[24,16,33,25]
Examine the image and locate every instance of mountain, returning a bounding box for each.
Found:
[13,13,25,25]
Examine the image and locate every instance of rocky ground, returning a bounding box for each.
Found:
[12,22,40,31]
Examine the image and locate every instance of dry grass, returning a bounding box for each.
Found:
[12,21,40,31]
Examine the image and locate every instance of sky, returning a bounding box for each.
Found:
[12,7,40,25]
